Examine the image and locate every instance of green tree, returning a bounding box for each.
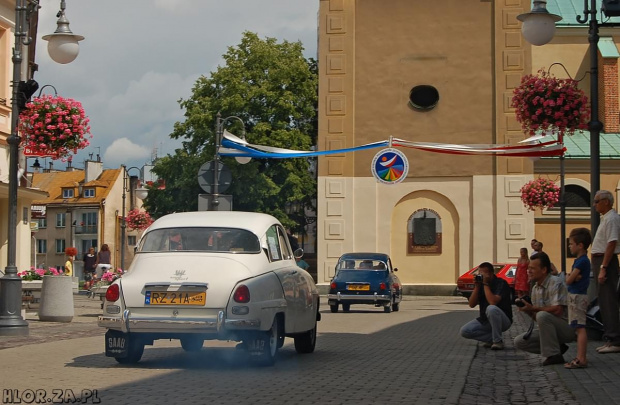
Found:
[145,32,317,231]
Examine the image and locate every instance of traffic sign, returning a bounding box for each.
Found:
[197,160,232,194]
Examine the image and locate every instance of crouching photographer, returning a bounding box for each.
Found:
[460,262,513,350]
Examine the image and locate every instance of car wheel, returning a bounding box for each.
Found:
[294,316,317,354]
[384,300,392,313]
[180,337,203,352]
[248,317,280,366]
[342,303,351,312]
[330,304,339,313]
[114,336,144,364]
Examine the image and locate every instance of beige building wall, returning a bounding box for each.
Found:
[317,0,534,291]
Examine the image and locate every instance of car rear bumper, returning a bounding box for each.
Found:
[327,292,391,303]
[98,309,261,334]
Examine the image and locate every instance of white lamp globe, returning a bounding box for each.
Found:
[44,35,82,64]
[520,14,557,46]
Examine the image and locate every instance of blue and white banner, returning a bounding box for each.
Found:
[218,131,565,159]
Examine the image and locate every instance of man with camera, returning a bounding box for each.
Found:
[460,262,513,350]
[514,252,574,366]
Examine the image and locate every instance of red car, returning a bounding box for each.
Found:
[456,263,517,300]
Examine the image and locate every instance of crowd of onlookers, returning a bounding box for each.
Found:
[460,189,620,370]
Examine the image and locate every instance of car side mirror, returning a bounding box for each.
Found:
[294,248,304,259]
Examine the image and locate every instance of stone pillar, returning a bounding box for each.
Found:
[38,275,74,322]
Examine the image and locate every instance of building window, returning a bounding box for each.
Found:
[84,188,95,198]
[56,213,66,228]
[128,235,137,246]
[564,185,590,208]
[62,189,74,198]
[408,85,439,111]
[37,239,47,254]
[407,209,443,254]
[37,218,47,229]
[55,239,66,253]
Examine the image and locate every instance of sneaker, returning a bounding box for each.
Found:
[491,342,504,350]
[482,342,493,348]
[597,345,620,354]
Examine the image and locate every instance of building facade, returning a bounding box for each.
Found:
[316,0,620,292]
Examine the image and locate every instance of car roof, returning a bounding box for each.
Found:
[148,211,281,234]
[338,252,390,261]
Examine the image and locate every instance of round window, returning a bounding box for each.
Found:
[408,85,439,110]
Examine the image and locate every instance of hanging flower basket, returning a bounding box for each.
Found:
[18,94,91,159]
[511,68,589,137]
[126,208,153,231]
[520,178,560,212]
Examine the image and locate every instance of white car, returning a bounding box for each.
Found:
[98,211,320,365]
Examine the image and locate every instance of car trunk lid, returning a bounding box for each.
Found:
[121,253,253,309]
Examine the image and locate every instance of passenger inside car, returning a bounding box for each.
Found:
[359,260,373,269]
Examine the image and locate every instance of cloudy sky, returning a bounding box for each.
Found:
[33,0,319,171]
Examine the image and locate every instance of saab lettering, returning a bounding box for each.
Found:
[108,337,126,349]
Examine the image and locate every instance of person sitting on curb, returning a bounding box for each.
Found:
[460,262,513,350]
[514,252,574,366]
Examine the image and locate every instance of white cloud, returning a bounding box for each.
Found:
[33,0,319,171]
[104,138,152,168]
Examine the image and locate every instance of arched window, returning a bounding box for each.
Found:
[564,184,590,208]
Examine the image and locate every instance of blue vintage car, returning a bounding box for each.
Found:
[327,253,402,313]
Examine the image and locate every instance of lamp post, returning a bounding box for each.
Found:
[0,0,83,336]
[518,0,620,238]
[120,166,145,271]
[212,112,249,210]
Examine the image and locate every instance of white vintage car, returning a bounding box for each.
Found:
[98,211,320,365]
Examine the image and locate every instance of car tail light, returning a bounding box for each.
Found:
[393,283,400,289]
[330,282,336,289]
[379,282,386,290]
[106,284,120,302]
[233,285,250,303]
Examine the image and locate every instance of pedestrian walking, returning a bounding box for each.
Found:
[83,247,97,290]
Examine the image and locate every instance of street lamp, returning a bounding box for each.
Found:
[120,166,144,271]
[212,112,250,209]
[518,0,619,237]
[0,0,83,336]
[41,0,84,64]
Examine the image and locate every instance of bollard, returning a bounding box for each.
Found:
[38,275,74,322]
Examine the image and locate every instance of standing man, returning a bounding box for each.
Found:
[591,190,620,353]
[460,262,513,350]
[514,252,574,366]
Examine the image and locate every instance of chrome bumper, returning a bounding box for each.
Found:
[327,292,391,302]
[98,309,260,333]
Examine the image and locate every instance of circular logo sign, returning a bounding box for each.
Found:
[371,148,409,184]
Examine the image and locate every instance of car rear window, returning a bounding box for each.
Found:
[138,227,261,253]
[337,259,387,270]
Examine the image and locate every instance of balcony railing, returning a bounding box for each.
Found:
[75,225,97,234]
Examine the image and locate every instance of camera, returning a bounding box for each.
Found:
[474,274,483,283]
[515,295,532,307]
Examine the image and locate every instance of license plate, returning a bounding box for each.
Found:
[347,284,370,291]
[145,291,206,305]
